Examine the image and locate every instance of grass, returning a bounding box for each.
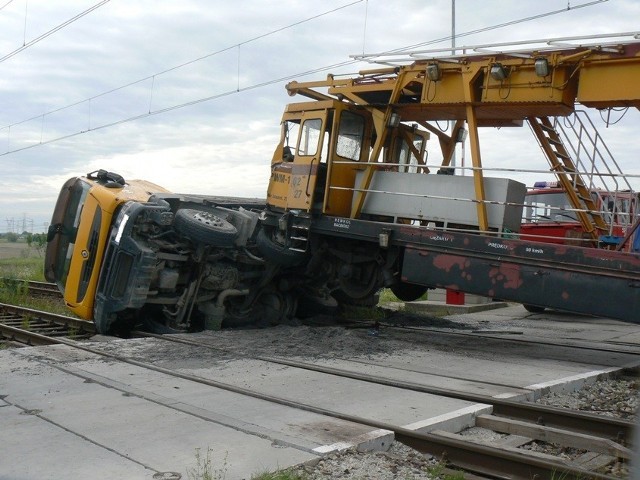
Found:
[426,462,466,480]
[0,249,72,316]
[185,447,311,480]
[378,288,403,304]
[339,287,429,322]
[378,288,429,304]
[187,448,228,480]
[0,256,45,281]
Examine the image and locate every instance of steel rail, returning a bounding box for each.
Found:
[336,316,640,357]
[0,278,62,298]
[138,331,635,444]
[13,330,617,480]
[26,280,62,298]
[0,303,631,477]
[0,322,61,346]
[0,303,95,339]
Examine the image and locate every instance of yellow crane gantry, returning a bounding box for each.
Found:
[286,33,640,236]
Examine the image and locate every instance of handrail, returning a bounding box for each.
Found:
[352,32,640,66]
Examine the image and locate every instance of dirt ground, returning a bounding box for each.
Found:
[0,241,39,260]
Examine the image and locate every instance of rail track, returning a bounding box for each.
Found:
[345,314,640,358]
[141,330,634,478]
[0,278,63,299]
[8,277,640,357]
[0,303,94,346]
[1,300,632,479]
[24,280,62,298]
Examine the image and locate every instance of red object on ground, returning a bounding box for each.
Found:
[446,289,465,305]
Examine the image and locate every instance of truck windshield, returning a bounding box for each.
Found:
[44,178,91,292]
[523,191,579,222]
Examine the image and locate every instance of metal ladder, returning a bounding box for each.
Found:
[528,114,625,243]
[289,224,310,253]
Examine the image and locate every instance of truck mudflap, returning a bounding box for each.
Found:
[399,230,640,322]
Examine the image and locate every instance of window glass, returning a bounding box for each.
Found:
[51,180,91,290]
[298,118,322,156]
[523,192,577,222]
[398,137,424,173]
[282,120,300,161]
[336,111,364,160]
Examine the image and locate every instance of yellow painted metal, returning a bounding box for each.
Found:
[460,65,489,232]
[282,39,640,230]
[323,104,372,217]
[266,103,334,212]
[266,161,291,210]
[285,111,328,211]
[349,69,414,218]
[481,58,578,106]
[420,119,464,169]
[578,59,640,108]
[64,177,169,319]
[527,117,608,241]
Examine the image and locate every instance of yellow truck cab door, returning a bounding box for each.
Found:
[286,112,328,211]
[323,106,371,217]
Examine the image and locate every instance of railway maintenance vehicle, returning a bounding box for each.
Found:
[45,34,640,334]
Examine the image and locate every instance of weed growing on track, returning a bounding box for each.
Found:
[426,462,465,480]
[21,314,31,330]
[187,447,228,480]
[0,276,71,316]
[0,251,74,316]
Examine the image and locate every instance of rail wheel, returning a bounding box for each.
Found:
[332,261,380,306]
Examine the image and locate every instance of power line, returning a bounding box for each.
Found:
[0,58,358,158]
[0,0,111,64]
[0,0,15,13]
[0,1,609,158]
[0,0,364,131]
[375,0,610,55]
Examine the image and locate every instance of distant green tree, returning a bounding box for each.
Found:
[34,233,47,251]
[6,232,18,243]
[25,233,47,255]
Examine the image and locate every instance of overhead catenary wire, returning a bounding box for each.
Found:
[0,0,110,63]
[377,0,609,56]
[0,0,14,13]
[0,0,365,132]
[0,0,612,158]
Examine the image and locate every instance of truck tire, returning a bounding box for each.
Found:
[390,282,428,302]
[174,209,237,247]
[255,228,306,267]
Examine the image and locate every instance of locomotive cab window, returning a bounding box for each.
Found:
[336,110,365,161]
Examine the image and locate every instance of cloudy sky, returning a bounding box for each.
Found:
[0,0,638,232]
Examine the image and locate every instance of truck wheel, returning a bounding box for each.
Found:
[255,228,306,267]
[174,209,237,247]
[390,282,428,302]
[523,304,545,313]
